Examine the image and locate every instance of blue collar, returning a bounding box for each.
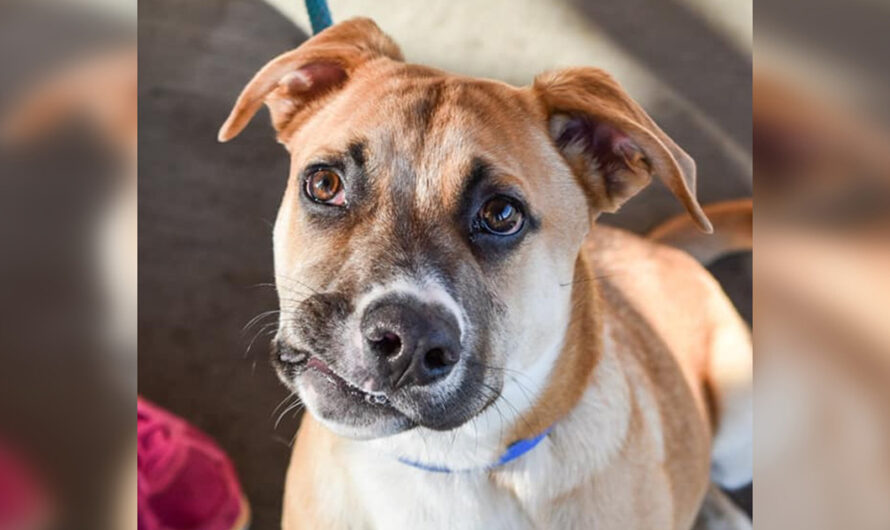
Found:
[397,426,554,473]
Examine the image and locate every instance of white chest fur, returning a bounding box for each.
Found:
[335,344,646,529]
[347,462,532,530]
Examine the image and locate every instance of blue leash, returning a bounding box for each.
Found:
[304,0,333,34]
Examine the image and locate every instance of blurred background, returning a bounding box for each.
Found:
[0,1,134,528]
[754,1,890,529]
[4,0,888,528]
[137,0,750,527]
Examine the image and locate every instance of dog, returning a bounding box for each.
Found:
[219,18,752,529]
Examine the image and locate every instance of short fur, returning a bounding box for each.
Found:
[220,18,751,529]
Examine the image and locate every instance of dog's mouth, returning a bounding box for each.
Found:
[304,356,392,407]
[271,338,494,436]
[274,342,391,408]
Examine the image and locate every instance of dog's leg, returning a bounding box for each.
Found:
[707,312,753,490]
[692,484,751,530]
[649,201,754,490]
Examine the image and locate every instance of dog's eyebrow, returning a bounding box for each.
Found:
[455,157,492,218]
[347,141,366,170]
[345,140,372,207]
[309,141,365,171]
[461,158,491,196]
[466,158,491,190]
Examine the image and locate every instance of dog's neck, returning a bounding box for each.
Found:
[505,252,603,442]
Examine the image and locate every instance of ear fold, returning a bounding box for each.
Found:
[534,68,712,232]
[218,17,402,144]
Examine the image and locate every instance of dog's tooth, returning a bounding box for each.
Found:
[279,349,306,364]
[365,393,389,406]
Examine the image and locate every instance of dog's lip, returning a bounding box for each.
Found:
[274,341,309,365]
[306,356,336,377]
[274,342,392,406]
[280,350,489,432]
[304,356,392,407]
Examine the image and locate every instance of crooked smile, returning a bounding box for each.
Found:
[273,341,398,411]
[271,337,491,436]
[304,356,392,407]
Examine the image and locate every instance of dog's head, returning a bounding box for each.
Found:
[221,18,709,440]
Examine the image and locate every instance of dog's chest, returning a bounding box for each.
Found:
[336,341,679,529]
[347,460,533,530]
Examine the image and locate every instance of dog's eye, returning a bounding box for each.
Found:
[478,196,524,235]
[305,169,345,206]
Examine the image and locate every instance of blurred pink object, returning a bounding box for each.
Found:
[137,399,249,530]
[0,442,51,530]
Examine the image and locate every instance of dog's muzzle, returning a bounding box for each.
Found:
[360,295,461,390]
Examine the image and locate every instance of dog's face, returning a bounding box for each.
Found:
[268,69,591,438]
[221,19,708,439]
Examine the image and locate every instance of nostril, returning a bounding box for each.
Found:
[370,331,402,357]
[423,347,456,373]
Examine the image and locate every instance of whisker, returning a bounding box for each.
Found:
[274,397,305,430]
[242,309,280,333]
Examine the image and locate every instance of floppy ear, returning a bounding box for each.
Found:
[218,17,402,145]
[534,68,712,232]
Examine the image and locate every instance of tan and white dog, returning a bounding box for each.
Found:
[219,19,752,529]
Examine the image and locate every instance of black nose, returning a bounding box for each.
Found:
[361,298,461,388]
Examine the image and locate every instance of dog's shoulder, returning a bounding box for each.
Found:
[583,224,729,324]
[574,226,722,526]
[583,222,740,428]
[585,223,738,363]
[585,224,705,276]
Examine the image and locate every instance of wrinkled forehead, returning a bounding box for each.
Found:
[288,63,549,208]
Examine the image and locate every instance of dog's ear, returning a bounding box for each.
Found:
[218,17,402,145]
[533,68,712,232]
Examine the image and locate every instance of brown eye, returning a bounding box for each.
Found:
[479,196,524,235]
[305,169,345,205]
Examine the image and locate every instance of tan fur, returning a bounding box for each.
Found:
[649,198,753,263]
[487,227,718,528]
[283,226,735,528]
[220,18,750,529]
